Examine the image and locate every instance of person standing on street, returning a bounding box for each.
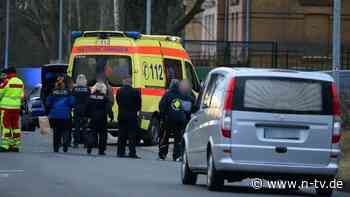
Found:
[0,67,24,152]
[72,74,90,148]
[85,82,113,155]
[116,78,141,159]
[46,77,75,153]
[158,80,194,161]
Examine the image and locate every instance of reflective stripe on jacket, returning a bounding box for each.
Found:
[0,77,24,109]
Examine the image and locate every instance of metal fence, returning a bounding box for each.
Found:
[183,40,350,71]
[183,40,278,68]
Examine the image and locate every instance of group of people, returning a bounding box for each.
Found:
[0,65,195,161]
[19,71,194,161]
[46,74,141,158]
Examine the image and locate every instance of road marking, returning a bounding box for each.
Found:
[0,170,24,173]
[0,174,9,178]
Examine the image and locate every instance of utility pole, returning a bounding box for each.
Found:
[4,0,10,68]
[58,0,63,63]
[76,0,81,29]
[146,0,152,34]
[113,0,120,30]
[333,0,342,94]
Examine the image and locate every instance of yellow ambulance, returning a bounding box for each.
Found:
[67,31,201,145]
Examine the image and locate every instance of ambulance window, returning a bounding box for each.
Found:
[73,55,131,86]
[185,62,201,92]
[73,55,98,86]
[164,59,183,87]
[106,56,132,86]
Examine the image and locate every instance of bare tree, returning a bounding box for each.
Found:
[169,0,205,34]
[118,0,205,35]
[16,0,59,62]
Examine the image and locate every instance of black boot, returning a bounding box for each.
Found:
[11,147,20,152]
[63,146,68,153]
[87,148,92,155]
[0,147,10,152]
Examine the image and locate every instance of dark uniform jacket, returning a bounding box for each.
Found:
[85,92,113,126]
[159,87,194,125]
[72,86,90,116]
[116,85,141,121]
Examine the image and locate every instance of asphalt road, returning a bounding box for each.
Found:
[0,132,349,197]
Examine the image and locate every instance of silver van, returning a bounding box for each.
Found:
[181,68,341,196]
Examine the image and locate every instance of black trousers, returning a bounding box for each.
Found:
[50,119,71,152]
[73,114,88,145]
[159,121,184,160]
[87,122,107,153]
[118,119,137,157]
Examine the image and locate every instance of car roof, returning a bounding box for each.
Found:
[210,67,334,82]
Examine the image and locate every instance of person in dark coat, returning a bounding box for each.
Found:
[116,78,141,158]
[46,77,75,153]
[85,82,113,155]
[158,80,194,161]
[72,74,90,148]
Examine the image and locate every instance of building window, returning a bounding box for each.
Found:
[203,14,215,40]
[299,0,331,6]
[230,0,239,6]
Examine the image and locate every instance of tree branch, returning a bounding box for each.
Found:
[168,0,205,35]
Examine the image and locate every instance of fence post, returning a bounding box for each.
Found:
[347,49,350,69]
[272,42,278,68]
[223,41,231,65]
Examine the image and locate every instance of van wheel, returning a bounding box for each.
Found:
[143,117,159,146]
[207,152,224,191]
[181,148,197,185]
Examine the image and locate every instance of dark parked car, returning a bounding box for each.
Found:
[22,84,45,131]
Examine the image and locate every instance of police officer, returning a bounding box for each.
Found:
[158,80,194,161]
[85,82,113,155]
[0,67,24,152]
[46,77,75,153]
[116,78,141,158]
[72,74,90,148]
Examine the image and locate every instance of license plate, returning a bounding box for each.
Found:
[264,128,300,140]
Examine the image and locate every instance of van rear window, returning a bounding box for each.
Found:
[234,77,333,115]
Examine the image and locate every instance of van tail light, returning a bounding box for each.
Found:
[221,78,236,138]
[332,120,342,144]
[331,83,341,116]
[331,83,342,144]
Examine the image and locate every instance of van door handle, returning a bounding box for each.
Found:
[275,147,287,154]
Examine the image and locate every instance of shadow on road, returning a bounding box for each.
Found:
[195,184,315,196]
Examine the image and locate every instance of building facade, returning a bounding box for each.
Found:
[185,0,350,69]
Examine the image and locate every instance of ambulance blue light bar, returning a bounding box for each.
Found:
[71,31,83,40]
[125,32,141,39]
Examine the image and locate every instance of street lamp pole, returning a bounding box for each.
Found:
[333,0,342,94]
[58,0,63,63]
[4,0,10,68]
[146,0,152,34]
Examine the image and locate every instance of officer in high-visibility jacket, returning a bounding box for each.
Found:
[0,67,24,152]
